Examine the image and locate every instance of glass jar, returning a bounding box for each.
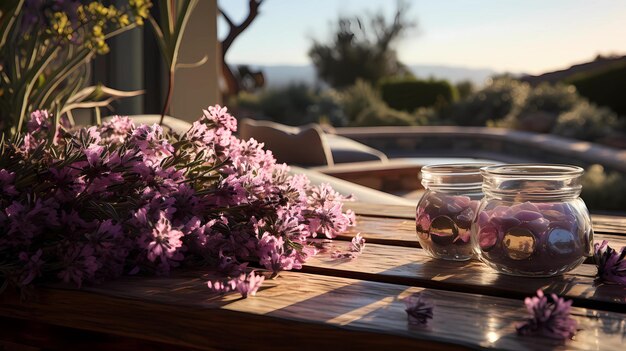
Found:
[471,164,593,277]
[416,164,491,261]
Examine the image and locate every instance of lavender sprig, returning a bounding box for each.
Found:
[403,293,434,326]
[330,233,366,259]
[516,289,577,340]
[349,233,366,253]
[594,240,626,286]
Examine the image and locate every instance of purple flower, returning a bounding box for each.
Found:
[202,105,237,133]
[0,104,356,293]
[17,249,44,286]
[217,250,248,276]
[258,234,296,275]
[57,244,99,287]
[27,110,53,134]
[349,233,366,253]
[99,115,134,143]
[235,271,265,298]
[307,201,355,239]
[516,289,577,340]
[139,213,184,264]
[594,240,626,286]
[404,293,434,326]
[0,169,18,197]
[130,124,174,163]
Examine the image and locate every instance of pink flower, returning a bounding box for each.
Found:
[27,110,53,134]
[130,124,174,163]
[235,271,265,298]
[207,278,236,294]
[202,105,237,132]
[516,289,577,340]
[139,213,184,263]
[99,115,135,143]
[308,202,355,238]
[349,233,366,253]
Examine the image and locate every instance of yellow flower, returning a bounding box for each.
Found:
[130,0,153,25]
[49,12,74,39]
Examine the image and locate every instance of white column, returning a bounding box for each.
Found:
[171,0,222,122]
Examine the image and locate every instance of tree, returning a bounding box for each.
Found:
[308,1,416,89]
[219,0,264,99]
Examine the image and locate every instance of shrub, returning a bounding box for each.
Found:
[498,83,581,132]
[552,102,621,141]
[305,90,348,127]
[379,78,457,112]
[455,80,475,100]
[257,84,318,125]
[354,103,417,126]
[567,62,626,117]
[581,165,626,211]
[234,84,347,126]
[447,78,529,126]
[338,80,383,123]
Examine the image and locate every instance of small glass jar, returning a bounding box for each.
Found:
[416,164,491,261]
[471,164,593,277]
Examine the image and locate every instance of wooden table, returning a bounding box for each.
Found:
[1,202,625,350]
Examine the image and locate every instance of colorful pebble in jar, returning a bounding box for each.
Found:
[472,164,593,277]
[416,164,491,261]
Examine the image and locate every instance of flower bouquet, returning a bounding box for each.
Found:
[0,105,355,296]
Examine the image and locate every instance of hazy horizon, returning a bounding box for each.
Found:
[218,0,626,75]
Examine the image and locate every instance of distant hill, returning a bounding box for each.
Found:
[520,55,626,85]
[233,63,497,88]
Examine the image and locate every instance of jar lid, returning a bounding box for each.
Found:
[421,163,497,191]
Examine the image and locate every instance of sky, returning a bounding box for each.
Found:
[218,0,626,75]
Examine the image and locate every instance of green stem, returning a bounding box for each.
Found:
[160,69,175,125]
[16,47,60,132]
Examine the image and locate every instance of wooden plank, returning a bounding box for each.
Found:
[0,271,624,351]
[339,215,626,251]
[302,242,626,313]
[345,202,626,235]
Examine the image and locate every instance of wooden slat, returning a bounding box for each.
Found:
[345,202,626,235]
[302,242,626,313]
[0,271,624,351]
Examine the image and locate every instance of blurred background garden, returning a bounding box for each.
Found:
[219,0,626,212]
[2,0,625,212]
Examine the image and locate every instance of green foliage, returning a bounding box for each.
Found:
[337,79,431,126]
[455,80,474,100]
[234,84,346,126]
[519,84,580,116]
[338,79,382,123]
[567,62,626,117]
[379,78,457,112]
[581,165,626,211]
[0,0,150,135]
[445,78,529,126]
[552,102,622,141]
[499,83,580,132]
[308,1,415,88]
